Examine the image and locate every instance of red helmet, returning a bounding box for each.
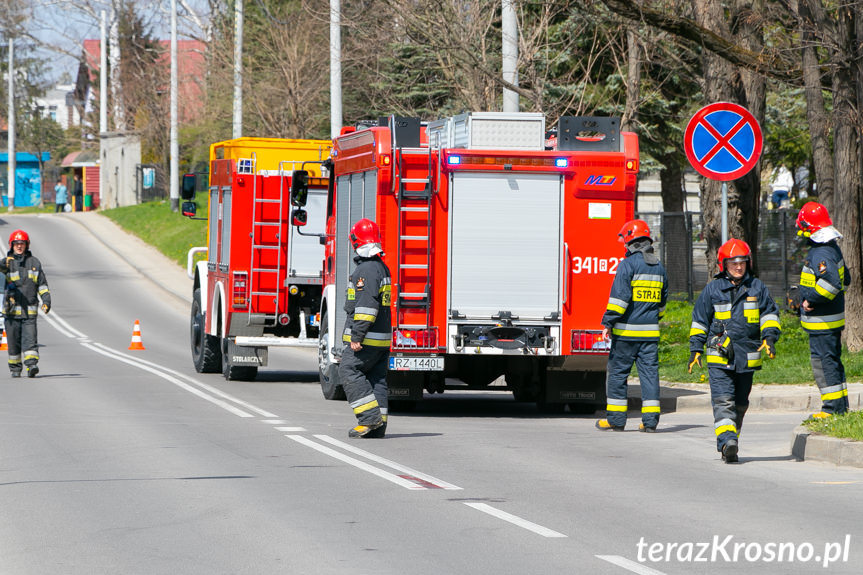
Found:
[9,229,29,249]
[796,202,832,236]
[717,239,751,272]
[349,218,381,250]
[618,219,651,244]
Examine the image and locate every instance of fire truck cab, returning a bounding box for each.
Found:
[182,137,332,380]
[317,113,638,410]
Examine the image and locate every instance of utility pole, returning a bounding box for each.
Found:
[330,0,342,138]
[7,37,15,212]
[170,0,179,211]
[501,0,518,113]
[233,0,243,138]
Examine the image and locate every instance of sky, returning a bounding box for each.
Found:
[25,0,210,86]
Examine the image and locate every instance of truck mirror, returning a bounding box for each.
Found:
[292,208,308,227]
[181,201,197,218]
[291,170,309,206]
[181,173,197,200]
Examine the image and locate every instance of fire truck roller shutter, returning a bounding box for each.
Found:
[449,172,562,319]
[334,171,378,356]
[288,189,328,276]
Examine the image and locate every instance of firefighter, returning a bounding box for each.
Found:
[688,239,780,463]
[1,230,51,378]
[596,219,668,432]
[340,218,392,438]
[795,202,851,418]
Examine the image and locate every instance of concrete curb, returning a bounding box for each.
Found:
[790,425,863,468]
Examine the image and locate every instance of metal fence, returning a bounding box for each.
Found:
[637,209,802,307]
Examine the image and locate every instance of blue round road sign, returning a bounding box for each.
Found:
[684,102,763,181]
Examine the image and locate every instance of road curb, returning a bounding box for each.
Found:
[790,425,863,468]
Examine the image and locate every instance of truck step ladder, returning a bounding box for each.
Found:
[247,154,285,326]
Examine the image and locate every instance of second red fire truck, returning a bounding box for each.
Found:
[313,112,639,410]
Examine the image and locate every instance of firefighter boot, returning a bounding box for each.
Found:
[639,423,656,433]
[27,365,39,378]
[365,422,387,439]
[348,419,384,438]
[595,419,625,432]
[721,438,739,463]
[10,370,21,378]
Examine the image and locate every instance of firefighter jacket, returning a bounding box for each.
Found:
[601,241,668,341]
[0,249,51,319]
[689,272,780,372]
[799,240,849,333]
[342,255,392,348]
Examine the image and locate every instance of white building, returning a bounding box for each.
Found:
[34,83,81,130]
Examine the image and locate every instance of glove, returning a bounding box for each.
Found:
[759,338,776,359]
[41,303,50,315]
[688,351,702,373]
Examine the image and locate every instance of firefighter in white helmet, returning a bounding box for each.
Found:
[1,229,51,378]
[340,218,392,438]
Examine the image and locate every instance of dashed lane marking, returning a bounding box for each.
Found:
[596,555,669,575]
[275,427,307,432]
[464,502,567,538]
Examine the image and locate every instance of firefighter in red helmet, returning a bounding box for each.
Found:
[340,218,392,438]
[596,219,668,432]
[688,239,780,463]
[1,230,51,378]
[795,202,851,419]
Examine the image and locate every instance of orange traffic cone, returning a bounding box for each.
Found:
[128,319,146,350]
[0,329,6,351]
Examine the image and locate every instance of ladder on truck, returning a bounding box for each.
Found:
[246,154,287,326]
[393,138,435,332]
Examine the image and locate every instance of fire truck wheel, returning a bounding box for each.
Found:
[191,288,222,373]
[221,339,259,381]
[319,311,346,400]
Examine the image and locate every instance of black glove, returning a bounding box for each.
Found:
[759,338,776,359]
[688,351,702,373]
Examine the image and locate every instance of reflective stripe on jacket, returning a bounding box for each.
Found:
[689,272,781,372]
[601,249,668,341]
[343,255,392,348]
[799,241,849,333]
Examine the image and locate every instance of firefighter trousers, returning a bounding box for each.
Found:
[340,345,389,427]
[6,317,39,375]
[808,331,848,415]
[605,339,660,428]
[708,367,752,452]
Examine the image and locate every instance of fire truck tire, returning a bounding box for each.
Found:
[191,288,222,373]
[221,339,259,381]
[319,311,346,400]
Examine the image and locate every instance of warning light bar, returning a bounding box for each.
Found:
[555,158,569,168]
[447,155,462,165]
[446,155,567,168]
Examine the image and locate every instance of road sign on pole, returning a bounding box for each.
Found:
[684,102,763,182]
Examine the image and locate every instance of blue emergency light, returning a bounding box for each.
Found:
[447,155,462,165]
[555,158,568,168]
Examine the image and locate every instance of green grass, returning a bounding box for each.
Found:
[101,196,208,268]
[99,199,863,385]
[804,411,863,441]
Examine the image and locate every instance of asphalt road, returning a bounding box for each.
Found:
[0,214,860,575]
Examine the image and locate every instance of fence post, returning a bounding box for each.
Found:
[687,212,694,301]
[781,210,788,301]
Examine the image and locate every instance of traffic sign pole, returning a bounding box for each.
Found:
[721,182,728,243]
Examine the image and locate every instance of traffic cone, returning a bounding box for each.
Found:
[128,319,146,350]
[0,329,7,351]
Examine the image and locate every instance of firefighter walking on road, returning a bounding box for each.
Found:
[688,240,780,463]
[1,230,51,378]
[596,220,668,432]
[795,202,851,419]
[340,219,392,438]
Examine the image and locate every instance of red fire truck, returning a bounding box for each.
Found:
[181,137,332,380]
[315,113,639,410]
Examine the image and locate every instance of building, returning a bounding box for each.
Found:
[0,152,51,207]
[34,84,82,129]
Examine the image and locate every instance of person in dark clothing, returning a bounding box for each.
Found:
[688,239,780,463]
[73,174,84,212]
[1,230,51,378]
[339,218,392,438]
[596,219,668,432]
[795,202,851,419]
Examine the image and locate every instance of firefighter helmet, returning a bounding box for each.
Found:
[618,219,651,244]
[796,202,832,236]
[717,239,751,273]
[350,218,381,250]
[9,229,29,249]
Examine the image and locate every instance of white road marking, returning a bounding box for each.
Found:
[82,343,253,418]
[463,502,567,538]
[315,434,462,490]
[262,419,288,424]
[285,434,425,490]
[596,555,669,575]
[41,309,88,338]
[91,343,278,418]
[275,427,307,432]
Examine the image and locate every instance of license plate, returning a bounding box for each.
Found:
[389,355,444,371]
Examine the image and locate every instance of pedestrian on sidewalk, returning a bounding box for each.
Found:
[596,219,668,433]
[53,179,68,213]
[340,218,392,438]
[795,202,851,419]
[0,230,51,378]
[688,239,780,463]
[73,174,84,212]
